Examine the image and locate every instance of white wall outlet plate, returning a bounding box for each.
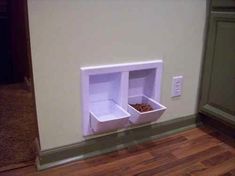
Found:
[171,76,183,97]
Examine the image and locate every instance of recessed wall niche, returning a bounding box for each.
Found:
[81,60,166,136]
[89,72,130,133]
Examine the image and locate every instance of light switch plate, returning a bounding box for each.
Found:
[171,76,183,97]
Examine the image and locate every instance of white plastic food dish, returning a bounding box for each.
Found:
[90,100,130,133]
[128,95,166,124]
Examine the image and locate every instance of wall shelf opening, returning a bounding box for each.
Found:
[89,72,129,133]
[128,69,156,98]
[81,60,166,136]
[89,72,122,104]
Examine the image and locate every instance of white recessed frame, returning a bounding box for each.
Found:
[80,60,166,136]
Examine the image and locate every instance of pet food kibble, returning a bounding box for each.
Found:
[130,103,153,112]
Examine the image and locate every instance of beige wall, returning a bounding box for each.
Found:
[28,0,207,151]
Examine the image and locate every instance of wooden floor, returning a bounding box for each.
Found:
[0,126,235,176]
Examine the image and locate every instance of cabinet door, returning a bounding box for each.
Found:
[199,12,235,126]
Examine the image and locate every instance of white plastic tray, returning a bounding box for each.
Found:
[128,95,166,124]
[90,100,130,133]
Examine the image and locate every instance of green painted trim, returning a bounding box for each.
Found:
[200,5,235,108]
[36,114,201,171]
[199,5,235,127]
[199,113,235,137]
[201,104,235,126]
[197,0,211,112]
[211,0,235,10]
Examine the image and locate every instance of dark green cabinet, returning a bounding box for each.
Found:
[199,3,235,126]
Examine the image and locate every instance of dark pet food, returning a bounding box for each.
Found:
[130,103,153,112]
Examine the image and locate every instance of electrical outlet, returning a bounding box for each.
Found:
[171,76,183,97]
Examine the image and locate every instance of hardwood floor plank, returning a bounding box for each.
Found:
[123,153,177,175]
[161,162,207,176]
[201,151,235,167]
[68,150,153,176]
[192,157,235,176]
[134,146,226,176]
[174,126,215,140]
[0,126,234,176]
[149,136,189,156]
[220,168,235,176]
[172,133,222,158]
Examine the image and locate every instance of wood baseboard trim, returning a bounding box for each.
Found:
[200,104,235,126]
[36,114,201,171]
[199,113,235,138]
